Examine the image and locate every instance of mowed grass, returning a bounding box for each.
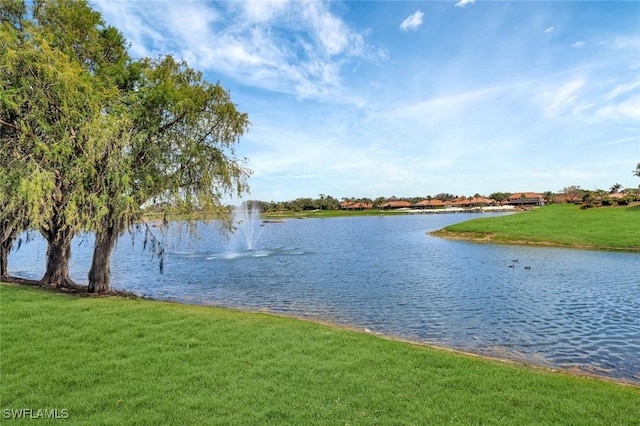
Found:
[263,208,405,219]
[2,284,639,425]
[436,204,640,250]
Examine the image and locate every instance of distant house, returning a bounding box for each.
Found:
[347,202,373,210]
[507,192,544,206]
[449,198,470,207]
[412,199,445,209]
[467,196,495,207]
[379,200,411,209]
[448,196,495,208]
[340,201,373,210]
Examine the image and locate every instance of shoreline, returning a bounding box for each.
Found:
[240,305,640,388]
[429,229,640,253]
[261,206,520,219]
[2,279,638,388]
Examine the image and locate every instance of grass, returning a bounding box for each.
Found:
[140,208,418,223]
[432,204,640,251]
[1,283,639,424]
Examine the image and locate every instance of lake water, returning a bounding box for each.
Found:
[8,213,640,384]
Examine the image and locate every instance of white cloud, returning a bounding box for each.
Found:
[537,79,585,117]
[455,0,475,8]
[92,1,640,201]
[92,1,166,58]
[299,2,357,56]
[603,80,640,101]
[400,10,424,32]
[241,0,289,23]
[94,0,371,102]
[597,95,640,121]
[392,86,502,124]
[614,36,640,49]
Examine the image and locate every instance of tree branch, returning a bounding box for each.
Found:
[158,111,187,134]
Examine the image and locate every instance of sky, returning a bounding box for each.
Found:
[93,0,640,202]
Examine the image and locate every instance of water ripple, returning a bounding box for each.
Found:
[8,214,640,384]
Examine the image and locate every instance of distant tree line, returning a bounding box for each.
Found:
[560,184,640,209]
[251,193,459,213]
[251,178,640,214]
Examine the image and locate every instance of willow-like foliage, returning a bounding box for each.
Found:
[1,1,251,292]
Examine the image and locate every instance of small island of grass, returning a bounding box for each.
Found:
[431,204,640,251]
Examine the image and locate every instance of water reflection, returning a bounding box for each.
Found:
[8,214,640,384]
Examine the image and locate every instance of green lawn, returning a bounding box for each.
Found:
[263,208,410,219]
[1,283,639,425]
[143,208,412,223]
[433,204,640,251]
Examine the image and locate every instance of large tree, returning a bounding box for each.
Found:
[86,55,250,293]
[1,0,116,287]
[1,0,251,292]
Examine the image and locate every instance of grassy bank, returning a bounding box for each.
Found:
[141,208,413,222]
[432,204,640,251]
[263,208,410,219]
[2,284,639,424]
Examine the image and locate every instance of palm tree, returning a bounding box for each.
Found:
[634,163,640,178]
[610,183,622,194]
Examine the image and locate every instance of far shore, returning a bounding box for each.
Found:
[428,228,640,252]
[261,205,519,219]
[430,204,640,252]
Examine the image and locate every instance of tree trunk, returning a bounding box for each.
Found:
[41,227,75,288]
[88,221,119,294]
[0,237,12,278]
[0,218,16,278]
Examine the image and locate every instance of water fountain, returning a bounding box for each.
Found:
[233,201,265,251]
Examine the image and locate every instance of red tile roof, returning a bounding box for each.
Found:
[509,192,542,199]
[450,198,470,206]
[347,202,373,209]
[380,200,411,208]
[467,196,494,204]
[413,199,446,207]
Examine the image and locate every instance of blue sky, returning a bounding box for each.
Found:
[94,0,640,202]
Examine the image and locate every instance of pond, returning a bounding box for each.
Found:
[8,213,640,384]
